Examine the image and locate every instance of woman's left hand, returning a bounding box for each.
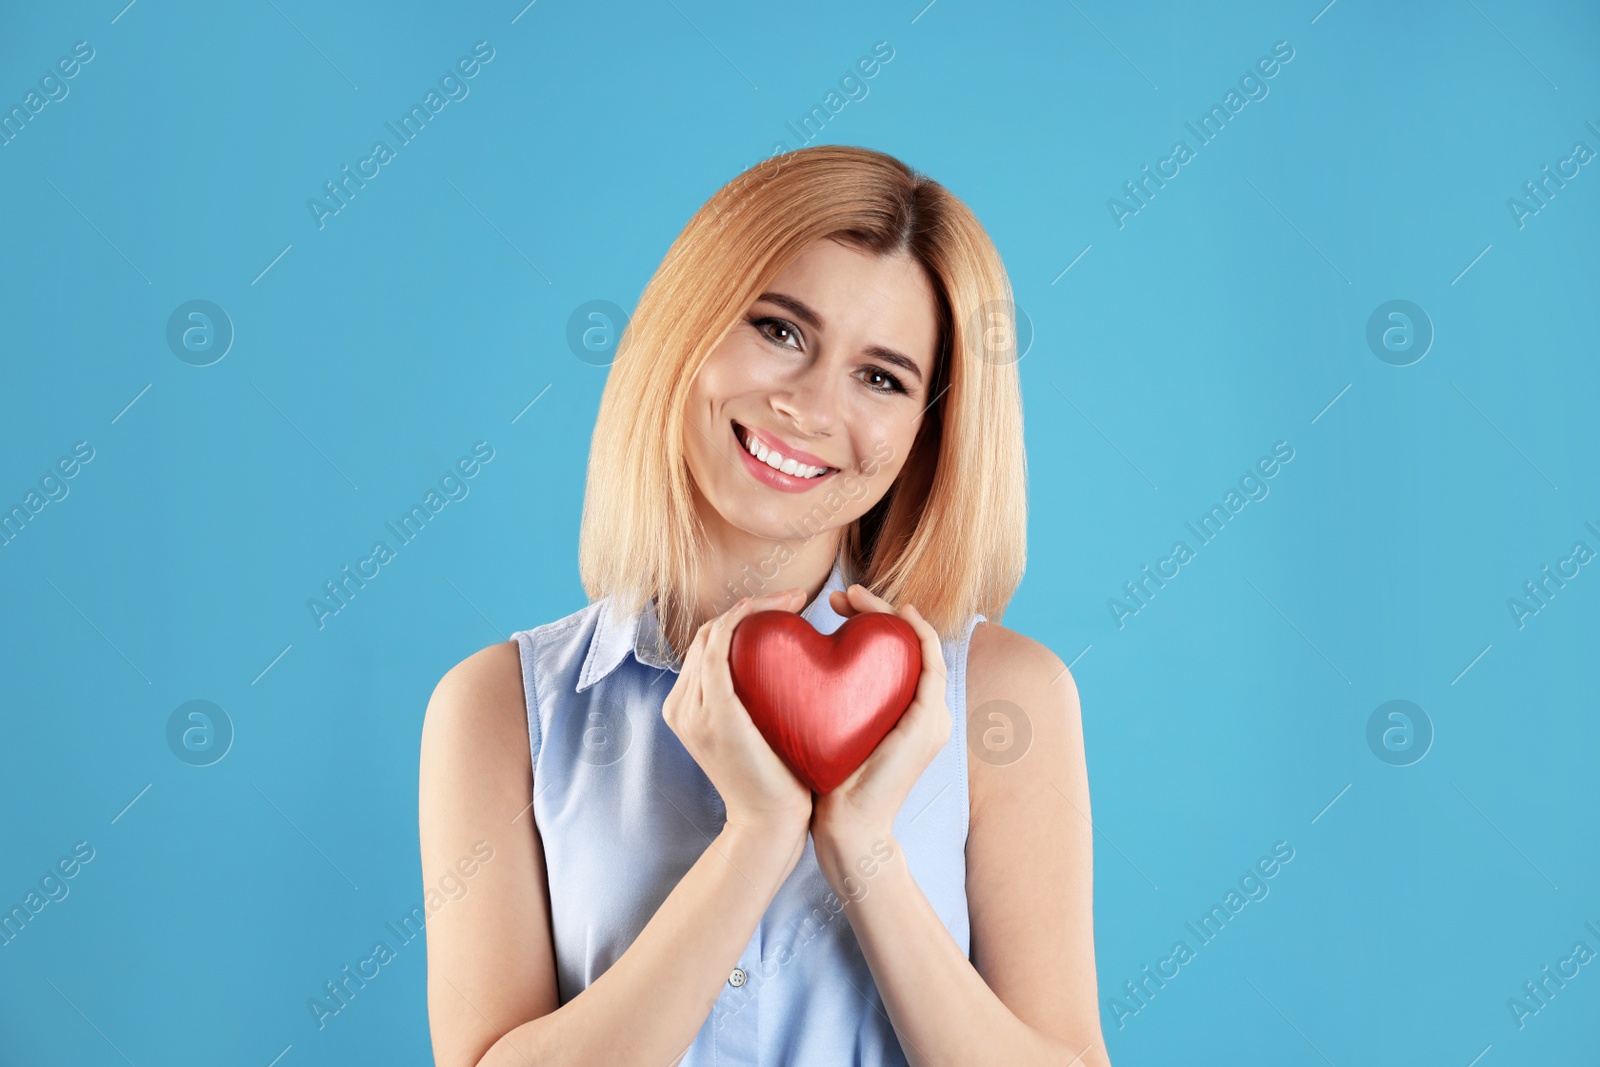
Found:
[810,583,951,857]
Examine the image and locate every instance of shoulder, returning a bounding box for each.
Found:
[963,620,1084,816]
[966,619,1081,714]
[420,599,609,769]
[429,639,525,712]
[421,640,529,782]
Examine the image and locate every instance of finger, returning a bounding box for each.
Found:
[758,586,807,613]
[678,616,718,708]
[845,583,895,615]
[702,590,796,706]
[879,615,953,756]
[686,590,793,678]
[704,596,765,681]
[902,603,949,692]
[681,615,714,671]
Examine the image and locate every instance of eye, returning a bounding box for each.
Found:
[749,314,909,397]
[858,366,908,396]
[749,315,803,350]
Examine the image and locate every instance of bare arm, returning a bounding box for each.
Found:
[421,590,815,1066]
[419,640,807,1067]
[809,617,1110,1066]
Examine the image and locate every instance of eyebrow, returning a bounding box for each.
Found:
[755,291,926,385]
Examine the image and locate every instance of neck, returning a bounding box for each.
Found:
[662,487,846,656]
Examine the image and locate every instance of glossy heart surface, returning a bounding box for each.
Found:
[728,609,922,794]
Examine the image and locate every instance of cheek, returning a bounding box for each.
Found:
[703,337,780,392]
[849,407,920,471]
[685,350,748,427]
[689,354,768,437]
[680,381,719,470]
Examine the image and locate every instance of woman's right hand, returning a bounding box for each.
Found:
[662,588,813,836]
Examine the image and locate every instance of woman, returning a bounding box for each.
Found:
[419,145,1107,1066]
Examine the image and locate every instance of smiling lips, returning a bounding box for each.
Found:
[733,421,839,492]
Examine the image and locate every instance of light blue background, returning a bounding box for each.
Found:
[2,1,1596,1064]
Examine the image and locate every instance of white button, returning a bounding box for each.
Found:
[728,967,747,987]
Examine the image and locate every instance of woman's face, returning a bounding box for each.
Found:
[683,237,941,545]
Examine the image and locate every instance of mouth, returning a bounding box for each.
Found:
[731,421,839,492]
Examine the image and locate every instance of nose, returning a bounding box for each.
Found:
[770,359,839,438]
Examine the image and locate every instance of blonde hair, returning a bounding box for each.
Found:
[578,144,1027,651]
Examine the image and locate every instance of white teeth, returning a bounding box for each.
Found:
[738,424,828,478]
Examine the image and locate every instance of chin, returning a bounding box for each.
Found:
[721,497,825,541]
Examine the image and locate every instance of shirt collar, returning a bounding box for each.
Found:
[577,559,852,692]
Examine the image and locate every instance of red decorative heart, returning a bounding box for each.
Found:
[728,609,922,794]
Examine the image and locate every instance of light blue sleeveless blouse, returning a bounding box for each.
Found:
[511,559,985,1065]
